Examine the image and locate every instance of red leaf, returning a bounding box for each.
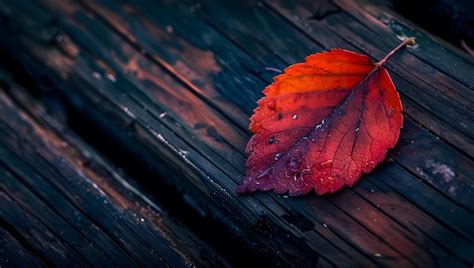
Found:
[238,38,415,196]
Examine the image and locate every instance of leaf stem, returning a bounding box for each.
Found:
[376,37,416,66]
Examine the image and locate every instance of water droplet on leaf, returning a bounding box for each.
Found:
[268,136,278,144]
[268,99,276,110]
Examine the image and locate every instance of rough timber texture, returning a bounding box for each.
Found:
[0,0,472,266]
[0,70,227,267]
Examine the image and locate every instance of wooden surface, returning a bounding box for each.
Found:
[0,69,228,267]
[0,0,473,266]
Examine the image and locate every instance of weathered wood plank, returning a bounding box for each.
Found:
[0,164,116,266]
[0,188,90,267]
[0,227,45,267]
[0,0,472,266]
[0,74,227,266]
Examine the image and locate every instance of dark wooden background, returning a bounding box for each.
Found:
[0,0,473,267]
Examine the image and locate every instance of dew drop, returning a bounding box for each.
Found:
[292,114,298,120]
[355,127,360,132]
[267,99,276,110]
[274,153,282,161]
[268,136,278,144]
[364,161,375,168]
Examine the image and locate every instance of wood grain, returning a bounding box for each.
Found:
[0,0,472,266]
[0,70,227,266]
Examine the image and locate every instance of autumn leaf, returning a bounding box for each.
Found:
[237,38,416,196]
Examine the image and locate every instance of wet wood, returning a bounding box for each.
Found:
[0,0,472,266]
[0,70,227,267]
